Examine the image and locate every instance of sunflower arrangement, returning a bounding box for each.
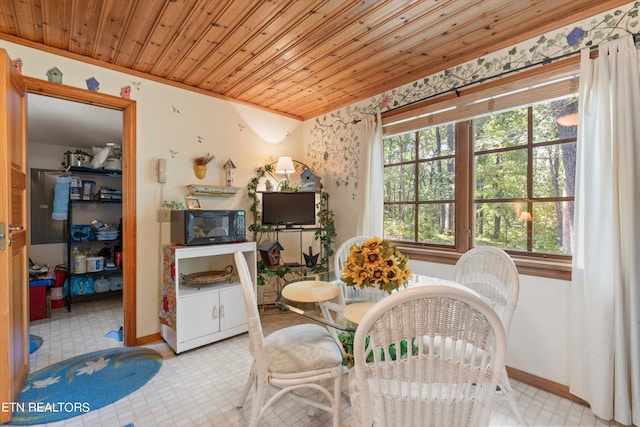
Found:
[341,237,412,293]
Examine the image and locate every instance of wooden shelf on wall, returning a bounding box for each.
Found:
[186,184,239,197]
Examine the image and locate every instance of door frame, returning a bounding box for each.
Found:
[24,77,137,346]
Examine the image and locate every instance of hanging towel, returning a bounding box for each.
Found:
[52,176,72,220]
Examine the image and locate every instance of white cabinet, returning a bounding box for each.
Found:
[161,241,256,354]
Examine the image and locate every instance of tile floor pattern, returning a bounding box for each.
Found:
[24,293,616,427]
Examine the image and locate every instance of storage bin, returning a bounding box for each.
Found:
[94,278,110,293]
[109,276,123,291]
[69,276,94,296]
[86,256,104,272]
[29,279,53,321]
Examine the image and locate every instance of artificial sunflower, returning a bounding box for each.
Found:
[341,237,412,293]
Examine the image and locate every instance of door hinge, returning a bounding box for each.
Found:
[0,222,5,250]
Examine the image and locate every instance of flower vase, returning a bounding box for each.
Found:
[194,165,207,180]
[361,283,388,301]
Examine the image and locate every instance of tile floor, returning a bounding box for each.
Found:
[24,293,616,427]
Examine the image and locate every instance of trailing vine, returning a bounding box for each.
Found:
[246,161,336,279]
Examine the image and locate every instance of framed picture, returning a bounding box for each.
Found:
[185,196,202,210]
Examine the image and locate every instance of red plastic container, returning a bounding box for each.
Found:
[29,279,52,321]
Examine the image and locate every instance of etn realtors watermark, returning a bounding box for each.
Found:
[2,401,90,413]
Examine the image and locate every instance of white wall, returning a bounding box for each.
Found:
[1,40,303,338]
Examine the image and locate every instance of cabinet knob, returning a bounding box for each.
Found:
[212,305,218,319]
[220,304,225,318]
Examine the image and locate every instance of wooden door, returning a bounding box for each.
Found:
[0,48,28,423]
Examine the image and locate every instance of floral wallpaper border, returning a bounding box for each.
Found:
[307,1,640,192]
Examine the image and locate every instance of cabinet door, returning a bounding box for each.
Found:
[219,286,247,331]
[177,291,220,342]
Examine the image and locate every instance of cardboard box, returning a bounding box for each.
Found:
[82,180,95,200]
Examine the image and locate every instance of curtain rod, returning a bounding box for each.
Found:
[378,32,640,117]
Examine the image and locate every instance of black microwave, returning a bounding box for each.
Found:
[170,210,246,245]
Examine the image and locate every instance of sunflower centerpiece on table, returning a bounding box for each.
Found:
[341,237,412,294]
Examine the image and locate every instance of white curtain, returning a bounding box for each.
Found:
[357,112,383,236]
[570,35,640,425]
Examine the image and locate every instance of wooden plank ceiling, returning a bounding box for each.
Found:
[0,0,629,120]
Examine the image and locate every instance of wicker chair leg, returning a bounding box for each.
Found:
[236,363,255,408]
[500,368,528,426]
[250,382,268,427]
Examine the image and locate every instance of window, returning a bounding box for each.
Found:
[384,124,456,246]
[473,100,576,254]
[381,60,579,276]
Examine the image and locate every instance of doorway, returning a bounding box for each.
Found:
[24,77,137,346]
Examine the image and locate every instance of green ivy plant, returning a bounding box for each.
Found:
[162,200,185,210]
[256,259,292,287]
[315,192,336,271]
[338,331,419,368]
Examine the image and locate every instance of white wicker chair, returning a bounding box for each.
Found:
[321,236,386,352]
[453,246,527,426]
[351,284,507,426]
[233,252,343,427]
[333,235,373,304]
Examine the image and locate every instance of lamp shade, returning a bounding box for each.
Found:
[275,156,295,174]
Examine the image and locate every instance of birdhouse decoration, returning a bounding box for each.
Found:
[258,240,284,267]
[86,77,100,91]
[300,168,321,192]
[120,85,131,99]
[12,58,22,74]
[223,158,236,187]
[46,67,63,83]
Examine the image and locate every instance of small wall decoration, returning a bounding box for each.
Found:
[86,77,100,91]
[12,58,22,74]
[223,159,236,187]
[46,67,63,83]
[566,27,586,46]
[300,168,321,191]
[193,153,214,180]
[120,86,131,99]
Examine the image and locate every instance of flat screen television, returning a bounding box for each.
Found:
[261,191,316,228]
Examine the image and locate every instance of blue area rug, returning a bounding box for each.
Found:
[9,347,162,425]
[28,335,42,354]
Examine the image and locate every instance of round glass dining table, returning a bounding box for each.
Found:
[281,279,339,303]
[342,301,377,324]
[278,273,457,331]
